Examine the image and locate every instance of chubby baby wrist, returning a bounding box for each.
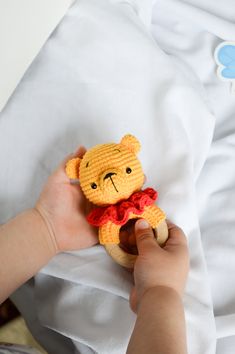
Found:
[31,207,58,257]
[139,286,182,310]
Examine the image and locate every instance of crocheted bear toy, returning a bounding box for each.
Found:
[66,134,168,268]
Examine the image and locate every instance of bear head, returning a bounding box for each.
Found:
[66,134,144,206]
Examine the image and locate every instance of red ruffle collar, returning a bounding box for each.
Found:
[87,187,157,227]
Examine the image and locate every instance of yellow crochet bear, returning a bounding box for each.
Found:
[66,134,168,268]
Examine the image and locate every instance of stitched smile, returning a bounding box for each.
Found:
[109,176,118,193]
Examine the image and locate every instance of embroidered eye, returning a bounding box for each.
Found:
[91,183,97,189]
[126,167,132,174]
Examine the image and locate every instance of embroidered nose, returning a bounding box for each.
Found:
[104,172,116,180]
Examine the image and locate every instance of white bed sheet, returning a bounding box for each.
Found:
[0,0,74,112]
[1,0,234,353]
[151,1,235,353]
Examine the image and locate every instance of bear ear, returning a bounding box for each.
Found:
[120,134,141,154]
[66,157,81,179]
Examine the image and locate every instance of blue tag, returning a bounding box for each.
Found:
[214,41,235,93]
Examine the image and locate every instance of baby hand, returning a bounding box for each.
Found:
[35,146,98,254]
[130,219,189,312]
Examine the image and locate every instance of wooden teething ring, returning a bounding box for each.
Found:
[100,209,168,268]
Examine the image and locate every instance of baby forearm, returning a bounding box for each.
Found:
[0,209,56,304]
[127,286,188,354]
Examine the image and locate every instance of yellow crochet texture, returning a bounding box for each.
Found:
[66,134,166,244]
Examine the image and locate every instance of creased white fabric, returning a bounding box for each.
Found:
[151,1,235,353]
[0,0,75,112]
[3,0,235,353]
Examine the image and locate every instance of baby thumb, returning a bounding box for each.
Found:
[135,219,158,255]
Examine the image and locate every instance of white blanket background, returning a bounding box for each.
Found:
[0,0,74,112]
[0,0,234,353]
[151,1,235,352]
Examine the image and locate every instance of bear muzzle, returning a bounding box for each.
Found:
[99,168,126,195]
